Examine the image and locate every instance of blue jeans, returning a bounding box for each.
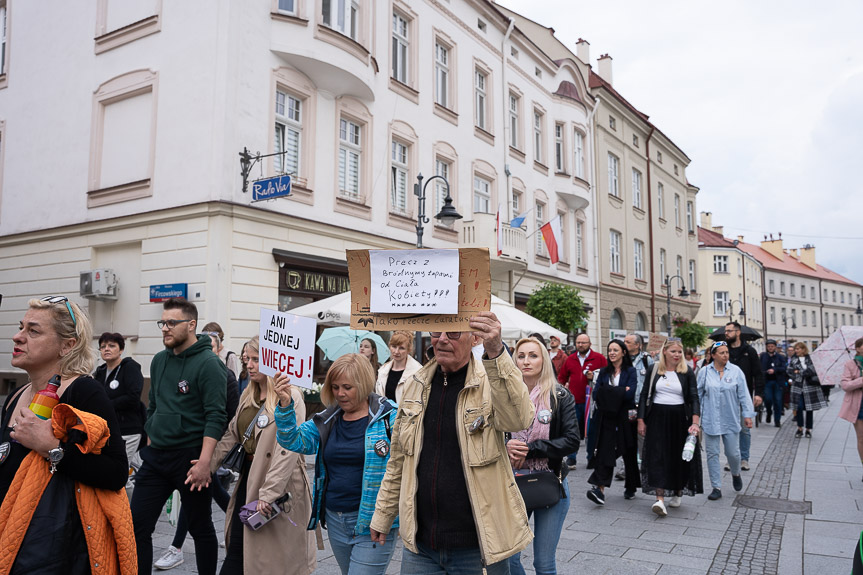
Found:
[509,481,570,575]
[704,432,740,489]
[739,415,751,461]
[326,509,397,575]
[764,380,784,421]
[566,403,585,464]
[401,541,510,574]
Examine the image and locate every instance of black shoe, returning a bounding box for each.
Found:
[733,475,743,492]
[805,430,812,438]
[586,459,595,470]
[707,488,722,501]
[766,413,772,424]
[774,420,781,428]
[624,490,636,500]
[587,487,605,505]
[615,471,626,481]
[795,429,803,438]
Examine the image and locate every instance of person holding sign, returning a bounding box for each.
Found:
[211,336,315,575]
[369,311,535,574]
[274,354,399,575]
[375,330,423,403]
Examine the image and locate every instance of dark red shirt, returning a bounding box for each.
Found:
[557,349,608,403]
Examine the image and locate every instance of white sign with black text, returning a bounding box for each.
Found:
[258,308,316,389]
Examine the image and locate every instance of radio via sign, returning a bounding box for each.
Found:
[252,174,292,201]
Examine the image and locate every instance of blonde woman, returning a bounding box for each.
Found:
[638,338,702,516]
[375,330,423,403]
[506,337,579,575]
[211,336,315,575]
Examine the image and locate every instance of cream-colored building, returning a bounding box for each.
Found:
[589,52,700,342]
[0,0,602,390]
[695,213,764,351]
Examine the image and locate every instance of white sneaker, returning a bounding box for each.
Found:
[652,500,667,517]
[668,496,681,508]
[154,546,184,570]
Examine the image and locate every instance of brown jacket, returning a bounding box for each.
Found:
[212,387,315,574]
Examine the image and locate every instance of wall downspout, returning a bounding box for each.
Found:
[587,98,601,344]
[501,19,514,302]
[741,252,748,326]
[644,125,657,331]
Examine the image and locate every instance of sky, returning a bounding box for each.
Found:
[496,0,863,285]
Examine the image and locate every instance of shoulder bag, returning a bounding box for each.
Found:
[515,468,565,511]
[221,402,267,473]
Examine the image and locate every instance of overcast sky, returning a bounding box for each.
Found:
[497,0,863,285]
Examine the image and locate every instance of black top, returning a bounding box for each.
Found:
[94,356,144,435]
[0,376,129,500]
[415,363,477,551]
[385,369,403,402]
[323,414,369,512]
[729,343,765,398]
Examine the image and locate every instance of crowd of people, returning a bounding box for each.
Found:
[3,295,858,574]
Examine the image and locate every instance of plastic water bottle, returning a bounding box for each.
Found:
[29,375,61,420]
[682,433,697,461]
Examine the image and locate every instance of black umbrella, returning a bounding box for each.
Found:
[708,325,763,342]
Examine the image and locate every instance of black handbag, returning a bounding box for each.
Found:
[515,469,565,511]
[221,403,267,473]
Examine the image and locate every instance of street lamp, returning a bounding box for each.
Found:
[664,274,689,337]
[781,311,797,354]
[728,299,746,323]
[414,173,462,249]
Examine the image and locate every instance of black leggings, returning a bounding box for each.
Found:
[220,460,251,574]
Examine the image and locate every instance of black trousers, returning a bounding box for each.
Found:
[589,418,640,491]
[220,459,251,575]
[131,446,218,575]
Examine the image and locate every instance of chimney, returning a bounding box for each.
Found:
[712,226,724,236]
[576,38,590,66]
[737,235,744,243]
[597,54,613,85]
[799,244,817,270]
[700,211,712,229]
[761,236,784,261]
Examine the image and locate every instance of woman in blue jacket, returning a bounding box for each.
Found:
[586,339,639,505]
[274,353,398,575]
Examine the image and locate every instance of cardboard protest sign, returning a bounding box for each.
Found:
[258,308,317,389]
[646,332,668,354]
[347,248,491,332]
[369,249,460,314]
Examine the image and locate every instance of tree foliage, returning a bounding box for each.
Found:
[671,318,711,349]
[525,281,590,335]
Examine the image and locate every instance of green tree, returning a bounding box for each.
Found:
[671,317,711,349]
[525,281,590,335]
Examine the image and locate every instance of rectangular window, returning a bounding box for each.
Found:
[475,69,487,130]
[780,281,786,295]
[659,249,666,281]
[801,285,806,299]
[802,309,808,326]
[676,255,683,279]
[338,118,361,198]
[792,309,797,324]
[574,131,584,178]
[791,283,796,297]
[825,312,829,328]
[686,202,694,232]
[657,183,665,219]
[274,90,302,176]
[657,150,663,163]
[609,230,621,274]
[632,169,642,209]
[434,41,449,108]
[737,258,743,277]
[509,93,519,148]
[833,290,837,302]
[689,260,696,291]
[576,220,584,268]
[323,0,359,40]
[512,190,521,215]
[278,0,296,14]
[674,194,681,227]
[609,115,616,130]
[812,310,816,326]
[533,110,543,164]
[392,12,409,84]
[769,279,775,294]
[713,255,728,273]
[824,288,828,301]
[841,292,845,304]
[632,134,639,147]
[714,291,729,316]
[0,3,5,76]
[473,175,491,214]
[607,153,619,197]
[433,158,450,218]
[536,203,546,256]
[834,312,838,328]
[843,313,847,325]
[633,240,644,280]
[554,123,565,172]
[390,140,408,214]
[770,306,776,324]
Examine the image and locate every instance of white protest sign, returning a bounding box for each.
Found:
[368,249,460,314]
[258,308,317,389]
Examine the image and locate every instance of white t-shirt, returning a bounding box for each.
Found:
[653,371,684,405]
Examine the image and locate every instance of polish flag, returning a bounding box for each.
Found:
[496,203,504,256]
[540,216,562,264]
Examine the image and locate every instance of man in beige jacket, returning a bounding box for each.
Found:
[370,311,535,573]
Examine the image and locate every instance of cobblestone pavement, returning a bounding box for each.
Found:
[149,388,860,574]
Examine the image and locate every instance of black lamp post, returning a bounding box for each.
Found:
[665,274,689,336]
[414,173,462,249]
[781,311,796,354]
[728,299,746,323]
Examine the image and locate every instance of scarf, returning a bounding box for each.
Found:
[512,384,550,472]
[855,355,863,377]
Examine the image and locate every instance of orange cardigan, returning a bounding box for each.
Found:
[0,404,136,575]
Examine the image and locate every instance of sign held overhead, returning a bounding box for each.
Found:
[258,308,316,389]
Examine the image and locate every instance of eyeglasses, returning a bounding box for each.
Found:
[429,331,464,340]
[41,296,77,327]
[712,341,728,349]
[157,319,192,330]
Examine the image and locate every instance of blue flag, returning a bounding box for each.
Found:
[510,211,529,228]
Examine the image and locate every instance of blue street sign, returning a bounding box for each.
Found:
[252,174,292,201]
[150,283,188,302]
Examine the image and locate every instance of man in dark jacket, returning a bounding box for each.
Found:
[760,339,787,428]
[130,298,227,575]
[558,334,607,469]
[725,322,764,470]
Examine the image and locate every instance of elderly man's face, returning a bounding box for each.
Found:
[433,331,476,373]
[624,335,640,356]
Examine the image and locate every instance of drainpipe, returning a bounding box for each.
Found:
[587,98,601,343]
[644,125,657,331]
[501,19,515,302]
[741,252,747,326]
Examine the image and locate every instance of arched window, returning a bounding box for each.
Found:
[660,314,669,334]
[610,308,624,330]
[635,312,647,332]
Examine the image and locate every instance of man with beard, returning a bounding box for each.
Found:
[548,334,568,376]
[130,298,227,574]
[724,321,764,471]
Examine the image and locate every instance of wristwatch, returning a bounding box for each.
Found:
[47,445,65,474]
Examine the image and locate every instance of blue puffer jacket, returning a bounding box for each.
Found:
[275,393,399,535]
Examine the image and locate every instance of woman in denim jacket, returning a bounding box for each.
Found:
[275,354,399,575]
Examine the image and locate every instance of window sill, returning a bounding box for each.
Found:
[533,160,549,176]
[433,103,458,126]
[535,253,551,267]
[334,194,371,219]
[270,12,309,26]
[88,178,152,207]
[557,261,571,272]
[287,183,314,205]
[608,194,624,207]
[94,15,161,55]
[555,170,571,178]
[389,78,419,104]
[632,206,646,219]
[509,146,526,163]
[387,211,416,232]
[635,279,648,289]
[315,24,370,65]
[474,126,494,146]
[432,224,459,243]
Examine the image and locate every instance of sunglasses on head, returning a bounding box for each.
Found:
[41,296,77,327]
[712,341,728,349]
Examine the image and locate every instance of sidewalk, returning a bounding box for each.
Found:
[150,388,861,574]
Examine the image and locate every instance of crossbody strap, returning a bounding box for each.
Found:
[240,402,268,445]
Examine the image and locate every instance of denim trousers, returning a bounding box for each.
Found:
[508,481,571,575]
[130,445,217,575]
[738,414,751,461]
[796,395,814,429]
[704,432,740,489]
[326,508,397,575]
[401,540,511,574]
[764,380,785,420]
[566,403,585,463]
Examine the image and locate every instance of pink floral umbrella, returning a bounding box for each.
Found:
[811,327,863,387]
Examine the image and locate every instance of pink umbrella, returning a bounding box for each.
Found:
[811,327,863,387]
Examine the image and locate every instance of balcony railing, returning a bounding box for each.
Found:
[459,213,528,270]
